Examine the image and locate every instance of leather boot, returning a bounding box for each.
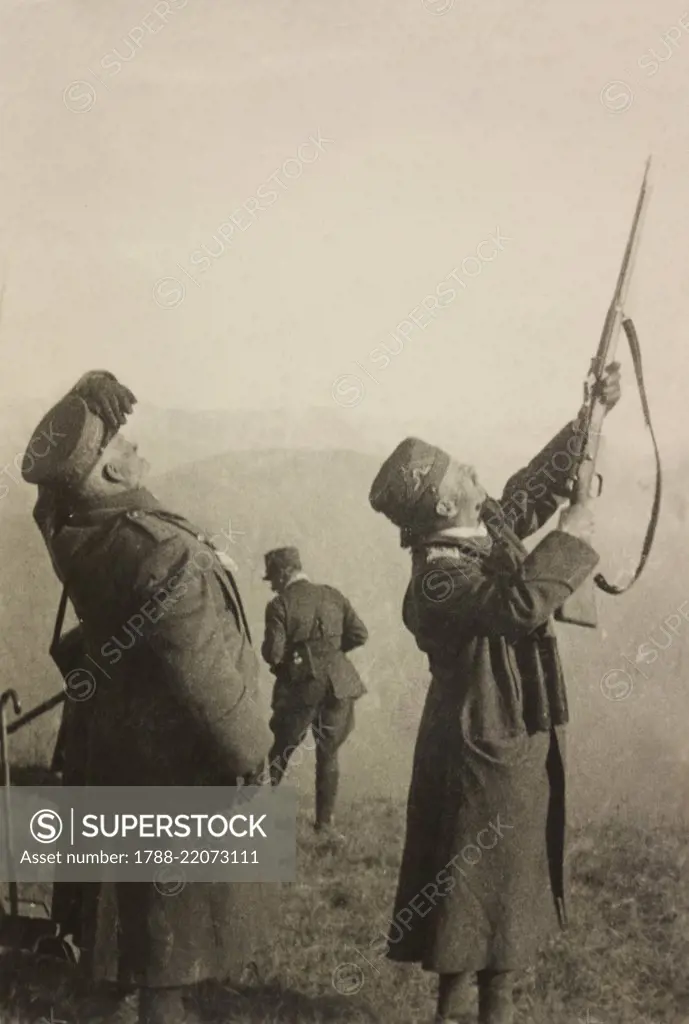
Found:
[477,970,516,1024]
[315,748,339,828]
[138,987,190,1024]
[436,971,474,1023]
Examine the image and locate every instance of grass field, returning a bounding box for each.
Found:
[1,795,688,1024]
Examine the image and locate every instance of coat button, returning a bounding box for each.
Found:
[196,533,205,542]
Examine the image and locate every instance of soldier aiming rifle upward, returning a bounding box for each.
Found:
[368,367,619,1024]
[368,160,659,1024]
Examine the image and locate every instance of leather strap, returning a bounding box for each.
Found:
[50,587,70,657]
[594,317,662,595]
[217,567,253,645]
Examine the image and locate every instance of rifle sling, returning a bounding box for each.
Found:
[51,586,70,656]
[594,317,662,595]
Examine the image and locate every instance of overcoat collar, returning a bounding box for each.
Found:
[64,487,161,526]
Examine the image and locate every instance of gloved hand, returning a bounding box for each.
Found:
[593,360,621,413]
[71,370,137,432]
[576,361,622,427]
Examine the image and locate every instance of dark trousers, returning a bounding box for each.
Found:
[268,682,355,826]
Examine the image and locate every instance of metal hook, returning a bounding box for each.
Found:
[0,689,21,717]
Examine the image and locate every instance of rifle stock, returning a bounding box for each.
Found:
[555,568,598,628]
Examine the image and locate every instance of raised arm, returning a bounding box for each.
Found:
[495,420,583,540]
[493,363,621,540]
[411,526,599,643]
[32,369,138,567]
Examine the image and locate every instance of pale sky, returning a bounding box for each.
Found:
[0,0,687,458]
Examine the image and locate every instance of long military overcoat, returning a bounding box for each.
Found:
[37,486,274,988]
[387,422,599,973]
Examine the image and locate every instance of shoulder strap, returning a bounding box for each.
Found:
[50,587,70,656]
[594,317,662,595]
[217,568,254,645]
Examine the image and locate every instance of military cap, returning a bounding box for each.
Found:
[369,437,451,530]
[263,547,302,579]
[21,393,114,488]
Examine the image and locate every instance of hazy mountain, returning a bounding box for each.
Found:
[1,396,673,515]
[1,437,687,827]
[0,447,418,771]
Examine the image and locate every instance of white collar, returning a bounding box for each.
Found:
[285,571,310,587]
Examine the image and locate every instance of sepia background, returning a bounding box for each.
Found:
[0,3,688,1020]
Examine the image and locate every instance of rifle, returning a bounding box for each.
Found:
[7,691,65,736]
[7,593,82,735]
[555,157,661,628]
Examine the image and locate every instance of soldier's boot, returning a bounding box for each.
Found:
[435,970,474,1023]
[138,986,198,1024]
[477,970,516,1024]
[314,748,340,831]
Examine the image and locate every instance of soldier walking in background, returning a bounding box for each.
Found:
[368,366,621,1024]
[21,370,273,1024]
[261,547,368,836]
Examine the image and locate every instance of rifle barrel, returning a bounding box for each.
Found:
[595,156,652,373]
[573,158,652,503]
